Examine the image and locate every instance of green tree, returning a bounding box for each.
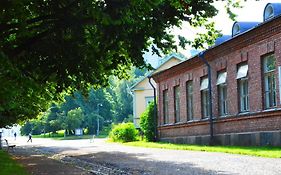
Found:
[0,0,239,126]
[20,121,32,136]
[140,102,156,141]
[44,103,62,133]
[61,108,84,135]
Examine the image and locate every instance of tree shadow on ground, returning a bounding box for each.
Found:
[73,151,231,175]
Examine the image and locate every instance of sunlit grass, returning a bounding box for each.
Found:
[123,141,281,158]
[0,150,30,175]
[33,133,108,140]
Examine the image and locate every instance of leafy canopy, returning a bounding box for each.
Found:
[0,0,238,126]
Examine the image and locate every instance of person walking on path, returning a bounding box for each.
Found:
[27,133,32,143]
[14,132,17,140]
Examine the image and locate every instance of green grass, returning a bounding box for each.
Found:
[0,150,30,175]
[33,133,108,140]
[52,134,108,140]
[33,127,111,140]
[123,141,281,158]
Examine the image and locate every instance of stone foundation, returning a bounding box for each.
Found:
[160,130,281,146]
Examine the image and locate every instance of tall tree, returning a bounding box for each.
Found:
[0,0,238,126]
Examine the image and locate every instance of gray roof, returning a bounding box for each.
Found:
[130,53,186,90]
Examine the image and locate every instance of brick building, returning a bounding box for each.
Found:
[152,3,281,146]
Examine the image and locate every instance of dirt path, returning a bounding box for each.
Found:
[6,137,281,175]
[11,147,91,175]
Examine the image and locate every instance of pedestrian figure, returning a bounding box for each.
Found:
[90,135,95,143]
[27,133,32,143]
[14,132,17,140]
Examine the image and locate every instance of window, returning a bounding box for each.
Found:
[217,72,228,116]
[163,90,169,124]
[145,96,154,107]
[263,55,277,109]
[201,78,210,118]
[237,64,249,112]
[232,22,240,36]
[174,86,180,123]
[186,81,193,121]
[264,4,274,21]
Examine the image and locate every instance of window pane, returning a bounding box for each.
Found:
[174,86,180,123]
[263,54,277,109]
[201,90,209,118]
[186,81,193,121]
[217,72,227,85]
[238,79,249,112]
[264,55,276,73]
[163,90,169,124]
[218,85,228,116]
[236,64,248,79]
[200,78,208,90]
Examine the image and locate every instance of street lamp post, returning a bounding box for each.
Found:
[97,103,103,136]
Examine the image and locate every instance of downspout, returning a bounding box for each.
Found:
[198,51,214,145]
[148,76,158,141]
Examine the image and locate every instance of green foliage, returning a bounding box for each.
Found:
[140,102,156,141]
[0,150,30,175]
[109,123,139,143]
[20,121,32,135]
[61,108,84,131]
[0,0,235,126]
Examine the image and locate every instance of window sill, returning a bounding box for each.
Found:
[263,107,280,112]
[237,111,250,115]
[200,118,209,121]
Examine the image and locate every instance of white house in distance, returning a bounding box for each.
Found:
[131,53,185,128]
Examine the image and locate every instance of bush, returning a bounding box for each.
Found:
[109,123,138,142]
[140,102,156,141]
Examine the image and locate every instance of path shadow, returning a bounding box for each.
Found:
[72,151,231,175]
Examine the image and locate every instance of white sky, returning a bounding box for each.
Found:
[145,0,280,68]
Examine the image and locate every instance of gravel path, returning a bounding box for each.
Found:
[8,137,281,175]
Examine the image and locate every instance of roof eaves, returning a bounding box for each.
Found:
[152,15,281,80]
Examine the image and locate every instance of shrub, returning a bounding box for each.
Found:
[140,102,156,141]
[109,123,138,142]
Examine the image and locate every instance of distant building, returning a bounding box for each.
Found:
[131,53,185,128]
[0,125,21,138]
[152,3,281,146]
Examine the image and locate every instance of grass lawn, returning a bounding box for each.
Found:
[33,134,108,140]
[123,141,281,158]
[0,150,29,175]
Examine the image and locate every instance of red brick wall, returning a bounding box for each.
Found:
[154,16,281,139]
[159,110,281,138]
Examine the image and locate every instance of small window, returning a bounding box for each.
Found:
[200,77,208,90]
[201,77,210,118]
[236,64,248,79]
[217,72,227,85]
[232,23,240,36]
[174,86,180,123]
[217,72,228,116]
[163,90,169,124]
[237,64,249,112]
[186,81,193,121]
[145,97,154,107]
[264,4,274,21]
[263,54,277,109]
